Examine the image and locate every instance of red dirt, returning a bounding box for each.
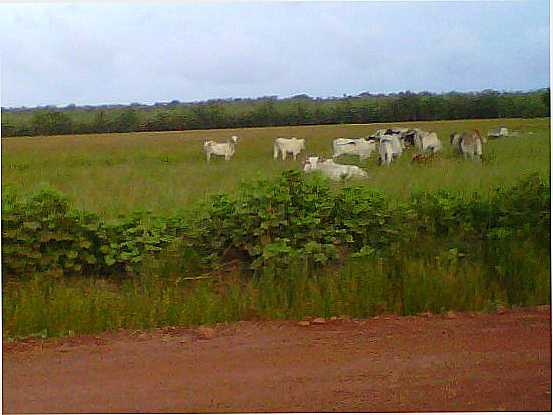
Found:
[3,307,551,413]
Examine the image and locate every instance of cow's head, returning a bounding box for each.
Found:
[302,155,317,171]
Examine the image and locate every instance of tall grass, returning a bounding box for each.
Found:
[2,118,549,218]
[3,239,549,339]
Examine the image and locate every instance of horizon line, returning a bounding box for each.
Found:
[1,86,549,111]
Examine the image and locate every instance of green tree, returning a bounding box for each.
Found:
[113,109,139,132]
[542,88,550,115]
[31,111,73,136]
[249,101,279,126]
[1,122,16,136]
[93,111,110,133]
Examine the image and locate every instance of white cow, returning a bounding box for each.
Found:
[204,135,239,162]
[415,131,442,154]
[402,128,426,147]
[487,127,508,139]
[388,127,410,135]
[332,138,376,160]
[303,156,368,180]
[377,134,403,165]
[273,137,306,160]
[378,139,394,166]
[450,131,483,160]
[373,128,388,137]
[381,134,403,155]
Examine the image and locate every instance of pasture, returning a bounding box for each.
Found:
[1,117,550,339]
[2,118,550,218]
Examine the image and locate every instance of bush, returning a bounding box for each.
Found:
[1,171,549,279]
[1,188,184,277]
[410,173,549,245]
[188,170,407,271]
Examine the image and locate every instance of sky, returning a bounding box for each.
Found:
[0,1,549,108]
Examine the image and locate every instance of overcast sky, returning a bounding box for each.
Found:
[0,1,549,108]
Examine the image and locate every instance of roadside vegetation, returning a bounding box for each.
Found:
[2,170,549,338]
[1,119,550,339]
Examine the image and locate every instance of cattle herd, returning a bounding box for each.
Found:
[202,126,510,181]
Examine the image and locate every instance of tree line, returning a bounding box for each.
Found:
[1,89,549,137]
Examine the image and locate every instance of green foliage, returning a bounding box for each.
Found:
[3,239,549,339]
[113,109,140,133]
[188,170,405,271]
[410,174,550,244]
[488,173,550,244]
[187,170,549,272]
[2,90,549,137]
[30,111,73,136]
[1,188,185,277]
[2,171,549,279]
[543,88,550,115]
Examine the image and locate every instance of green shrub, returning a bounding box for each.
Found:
[188,170,408,271]
[1,171,549,279]
[1,188,185,277]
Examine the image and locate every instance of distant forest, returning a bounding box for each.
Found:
[1,89,550,137]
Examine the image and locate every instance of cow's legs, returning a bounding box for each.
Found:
[273,146,279,160]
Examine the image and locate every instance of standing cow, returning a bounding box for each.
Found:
[273,137,306,160]
[204,136,239,162]
[450,130,483,161]
[415,131,442,154]
[378,134,402,165]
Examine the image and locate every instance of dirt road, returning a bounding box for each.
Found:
[3,307,551,413]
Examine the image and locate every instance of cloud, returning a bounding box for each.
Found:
[0,1,549,107]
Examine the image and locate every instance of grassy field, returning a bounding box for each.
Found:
[2,117,550,338]
[2,118,550,218]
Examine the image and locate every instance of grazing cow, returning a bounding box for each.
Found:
[273,137,306,160]
[303,156,368,180]
[204,135,239,162]
[332,138,376,160]
[402,128,427,147]
[415,131,442,154]
[450,132,462,151]
[450,130,483,160]
[487,127,508,140]
[402,130,418,147]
